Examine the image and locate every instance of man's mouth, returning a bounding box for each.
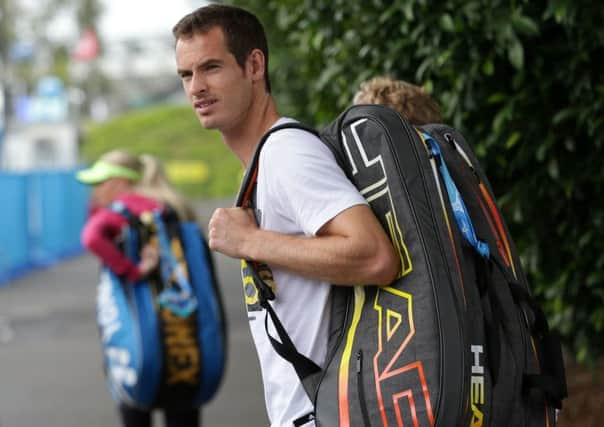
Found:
[194,99,217,111]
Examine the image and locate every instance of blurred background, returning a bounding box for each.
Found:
[0,0,243,282]
[1,0,603,426]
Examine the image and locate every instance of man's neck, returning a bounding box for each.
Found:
[222,92,280,168]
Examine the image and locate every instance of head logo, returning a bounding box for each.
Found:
[470,345,484,427]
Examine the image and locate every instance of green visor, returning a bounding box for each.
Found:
[76,161,141,184]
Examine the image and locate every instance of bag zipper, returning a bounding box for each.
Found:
[356,350,372,426]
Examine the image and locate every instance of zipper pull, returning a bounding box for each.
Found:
[356,350,363,374]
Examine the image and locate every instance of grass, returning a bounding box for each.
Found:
[80,103,242,199]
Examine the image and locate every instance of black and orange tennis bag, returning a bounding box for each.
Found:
[237,104,567,426]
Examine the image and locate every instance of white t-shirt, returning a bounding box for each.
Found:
[243,118,367,427]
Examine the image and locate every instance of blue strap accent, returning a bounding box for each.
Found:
[179,222,225,403]
[153,211,198,317]
[109,200,128,216]
[424,133,490,259]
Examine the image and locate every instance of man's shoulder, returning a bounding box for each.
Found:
[262,118,325,159]
[266,118,319,141]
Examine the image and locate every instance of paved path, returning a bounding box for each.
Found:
[0,200,268,427]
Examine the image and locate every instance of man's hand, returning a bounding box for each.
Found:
[208,207,258,258]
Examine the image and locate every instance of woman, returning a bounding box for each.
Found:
[77,149,201,427]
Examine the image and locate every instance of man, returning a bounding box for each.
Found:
[173,5,399,426]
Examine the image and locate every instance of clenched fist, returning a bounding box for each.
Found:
[208,207,258,258]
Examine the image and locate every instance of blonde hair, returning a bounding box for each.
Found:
[98,149,145,175]
[97,150,197,222]
[136,154,198,222]
[353,76,442,125]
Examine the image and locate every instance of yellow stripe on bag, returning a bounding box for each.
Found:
[338,286,365,427]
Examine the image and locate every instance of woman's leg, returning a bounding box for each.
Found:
[118,404,152,427]
[164,407,201,427]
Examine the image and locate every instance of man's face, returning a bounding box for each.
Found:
[175,26,254,132]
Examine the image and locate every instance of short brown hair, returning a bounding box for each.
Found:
[173,4,271,93]
[354,76,441,125]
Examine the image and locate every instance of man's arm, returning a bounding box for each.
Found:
[208,204,400,286]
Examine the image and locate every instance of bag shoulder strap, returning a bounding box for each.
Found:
[235,122,323,394]
[236,122,319,207]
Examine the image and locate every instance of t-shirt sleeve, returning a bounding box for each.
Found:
[261,128,367,236]
[81,209,141,282]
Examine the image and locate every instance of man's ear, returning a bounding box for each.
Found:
[247,48,266,85]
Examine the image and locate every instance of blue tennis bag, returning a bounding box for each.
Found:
[95,204,226,409]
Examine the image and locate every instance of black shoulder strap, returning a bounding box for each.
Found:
[236,122,319,208]
[235,122,324,395]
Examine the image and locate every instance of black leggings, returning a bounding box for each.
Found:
[119,404,200,427]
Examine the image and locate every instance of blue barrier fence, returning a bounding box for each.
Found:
[0,170,89,286]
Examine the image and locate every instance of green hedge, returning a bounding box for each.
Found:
[234,0,604,362]
[81,103,242,199]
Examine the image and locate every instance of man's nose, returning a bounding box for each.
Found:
[189,73,208,96]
